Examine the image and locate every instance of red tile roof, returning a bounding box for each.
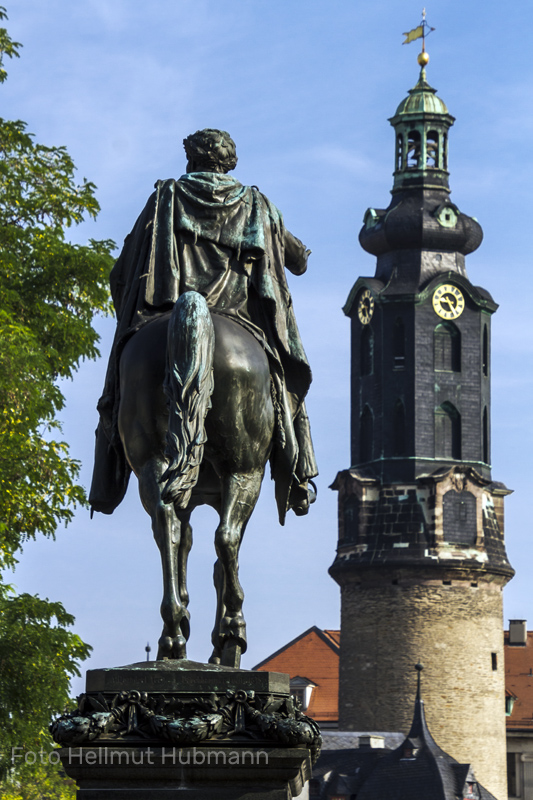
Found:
[254,627,531,729]
[253,627,340,722]
[505,631,533,729]
[323,629,341,647]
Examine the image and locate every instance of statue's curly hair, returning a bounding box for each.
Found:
[183,129,238,173]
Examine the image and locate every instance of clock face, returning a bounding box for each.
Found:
[358,289,375,325]
[432,284,465,320]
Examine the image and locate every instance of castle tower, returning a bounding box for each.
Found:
[329,53,514,800]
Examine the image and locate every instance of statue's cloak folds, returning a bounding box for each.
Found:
[90,173,315,523]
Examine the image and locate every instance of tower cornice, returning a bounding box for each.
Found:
[343,272,497,318]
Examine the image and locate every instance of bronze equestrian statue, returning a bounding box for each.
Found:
[90,129,317,668]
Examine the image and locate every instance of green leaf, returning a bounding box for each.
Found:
[0,10,114,795]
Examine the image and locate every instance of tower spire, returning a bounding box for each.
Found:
[330,37,514,800]
[388,49,454,195]
[407,663,432,743]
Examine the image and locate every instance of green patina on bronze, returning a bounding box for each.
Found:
[389,66,455,194]
[90,129,317,668]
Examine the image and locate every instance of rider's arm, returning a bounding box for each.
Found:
[284,230,311,275]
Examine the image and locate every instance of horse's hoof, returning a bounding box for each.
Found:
[219,615,247,652]
[220,638,242,669]
[157,635,187,660]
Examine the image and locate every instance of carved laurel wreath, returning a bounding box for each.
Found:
[50,689,322,763]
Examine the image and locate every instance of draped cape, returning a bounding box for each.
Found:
[90,173,316,523]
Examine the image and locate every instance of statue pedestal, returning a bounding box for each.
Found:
[53,660,320,800]
[58,743,309,799]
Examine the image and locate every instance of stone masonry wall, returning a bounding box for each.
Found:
[339,577,507,800]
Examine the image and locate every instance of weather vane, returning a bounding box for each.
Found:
[402,8,435,66]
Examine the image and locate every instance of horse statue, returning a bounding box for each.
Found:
[118,292,274,667]
[90,129,317,669]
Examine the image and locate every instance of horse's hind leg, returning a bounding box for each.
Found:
[210,470,264,668]
[177,514,193,608]
[138,463,190,659]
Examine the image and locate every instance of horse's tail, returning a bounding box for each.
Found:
[160,291,215,508]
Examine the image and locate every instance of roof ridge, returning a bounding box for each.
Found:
[252,625,338,669]
[323,629,341,646]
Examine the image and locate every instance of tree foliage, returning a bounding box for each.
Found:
[0,7,115,793]
[0,587,90,794]
[0,25,114,570]
[0,113,114,569]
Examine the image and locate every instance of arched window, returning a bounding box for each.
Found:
[435,402,461,459]
[393,399,406,456]
[393,317,405,369]
[482,324,489,377]
[483,406,489,464]
[442,133,448,170]
[434,322,460,372]
[407,130,421,168]
[396,134,403,170]
[360,326,374,376]
[360,405,373,464]
[426,130,439,168]
[443,490,477,544]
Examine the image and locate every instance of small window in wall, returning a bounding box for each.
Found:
[507,752,518,797]
[464,781,479,800]
[396,134,403,170]
[482,324,489,377]
[407,130,421,168]
[434,322,460,372]
[426,130,439,167]
[343,495,360,542]
[491,652,498,671]
[290,677,316,712]
[443,133,448,170]
[506,694,515,717]
[393,399,406,456]
[360,405,373,464]
[360,326,374,376]
[435,402,461,459]
[291,687,305,707]
[393,317,405,369]
[483,407,489,464]
[443,490,476,544]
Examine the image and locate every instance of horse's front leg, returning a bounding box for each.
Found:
[211,471,264,668]
[138,463,190,659]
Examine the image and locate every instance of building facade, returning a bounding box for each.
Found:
[506,622,533,799]
[253,627,340,728]
[256,624,531,798]
[328,58,514,800]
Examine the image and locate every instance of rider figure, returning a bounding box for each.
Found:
[90,128,317,523]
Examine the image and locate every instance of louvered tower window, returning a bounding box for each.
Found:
[393,317,405,369]
[434,322,460,372]
[435,402,461,459]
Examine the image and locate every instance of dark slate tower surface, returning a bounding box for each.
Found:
[329,54,514,800]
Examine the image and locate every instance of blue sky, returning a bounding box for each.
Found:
[3,1,533,690]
